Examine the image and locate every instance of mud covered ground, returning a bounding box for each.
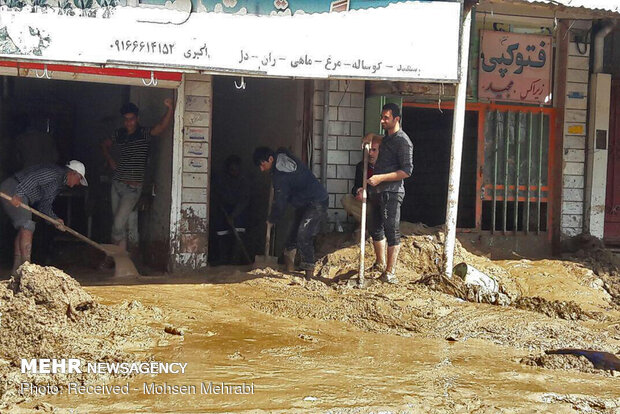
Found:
[3,224,620,413]
[0,263,167,411]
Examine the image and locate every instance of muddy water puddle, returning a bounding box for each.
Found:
[25,282,620,413]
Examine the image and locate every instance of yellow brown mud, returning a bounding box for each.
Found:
[5,227,620,413]
[15,271,620,414]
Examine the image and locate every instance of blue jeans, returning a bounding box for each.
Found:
[111,180,142,244]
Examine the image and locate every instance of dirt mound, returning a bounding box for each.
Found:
[521,353,616,376]
[514,297,588,321]
[0,263,165,410]
[314,225,605,321]
[8,263,93,311]
[243,224,620,353]
[243,272,617,352]
[562,234,620,305]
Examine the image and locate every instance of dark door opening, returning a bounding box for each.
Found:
[0,76,174,272]
[605,79,620,245]
[401,106,478,228]
[209,76,303,265]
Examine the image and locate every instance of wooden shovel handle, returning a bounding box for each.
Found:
[265,186,274,257]
[0,191,107,254]
[359,143,370,283]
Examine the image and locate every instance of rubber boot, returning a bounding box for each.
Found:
[283,248,297,272]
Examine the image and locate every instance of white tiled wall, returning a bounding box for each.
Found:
[312,80,365,229]
[561,38,590,237]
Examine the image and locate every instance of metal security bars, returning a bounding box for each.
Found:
[482,109,551,234]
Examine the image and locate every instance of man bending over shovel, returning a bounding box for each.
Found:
[0,161,88,271]
[253,147,328,280]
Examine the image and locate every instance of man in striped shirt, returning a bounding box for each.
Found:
[0,161,88,271]
[101,98,174,251]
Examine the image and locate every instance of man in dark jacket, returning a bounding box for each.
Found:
[341,134,381,222]
[253,147,328,280]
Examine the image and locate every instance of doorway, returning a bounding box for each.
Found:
[0,76,174,272]
[401,105,478,228]
[209,76,304,264]
[605,79,620,245]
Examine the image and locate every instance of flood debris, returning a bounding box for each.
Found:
[541,393,620,412]
[514,297,588,321]
[0,263,164,410]
[521,350,620,376]
[164,326,185,336]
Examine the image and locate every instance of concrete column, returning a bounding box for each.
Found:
[584,73,611,239]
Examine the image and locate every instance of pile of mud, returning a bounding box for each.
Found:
[562,234,620,306]
[521,352,618,376]
[315,223,607,320]
[244,223,620,368]
[0,263,165,409]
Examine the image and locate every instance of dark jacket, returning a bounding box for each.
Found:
[351,161,375,196]
[270,149,328,223]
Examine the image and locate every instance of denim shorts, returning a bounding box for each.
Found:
[367,191,404,246]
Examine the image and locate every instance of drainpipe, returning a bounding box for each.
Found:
[593,21,616,73]
[443,6,472,278]
[321,80,330,186]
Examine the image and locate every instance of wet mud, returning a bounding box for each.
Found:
[2,224,619,413]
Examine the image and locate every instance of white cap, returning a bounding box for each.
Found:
[66,160,88,186]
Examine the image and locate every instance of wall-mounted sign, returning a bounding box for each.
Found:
[0,1,461,81]
[478,30,553,104]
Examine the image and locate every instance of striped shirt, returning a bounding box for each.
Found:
[14,164,67,219]
[111,126,152,183]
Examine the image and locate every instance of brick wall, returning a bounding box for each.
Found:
[561,38,589,237]
[312,80,365,230]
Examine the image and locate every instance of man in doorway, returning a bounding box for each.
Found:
[0,161,88,271]
[363,103,413,284]
[212,154,251,265]
[101,98,174,251]
[253,146,328,280]
[341,135,382,223]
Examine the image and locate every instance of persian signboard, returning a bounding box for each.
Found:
[478,30,553,104]
[0,1,461,81]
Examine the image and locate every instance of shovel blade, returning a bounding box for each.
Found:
[100,244,140,277]
[253,255,279,269]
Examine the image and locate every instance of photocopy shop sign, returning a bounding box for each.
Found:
[478,30,553,104]
[0,1,460,81]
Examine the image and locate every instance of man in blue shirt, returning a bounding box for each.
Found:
[253,147,328,280]
[0,161,88,271]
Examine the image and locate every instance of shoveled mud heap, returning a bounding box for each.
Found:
[0,263,165,410]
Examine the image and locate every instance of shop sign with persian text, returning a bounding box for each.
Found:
[478,30,553,104]
[0,1,461,81]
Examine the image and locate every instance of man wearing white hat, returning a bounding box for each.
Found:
[0,161,88,271]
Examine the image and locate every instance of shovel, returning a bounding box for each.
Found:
[220,205,252,265]
[358,143,370,287]
[254,186,278,268]
[0,191,139,277]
